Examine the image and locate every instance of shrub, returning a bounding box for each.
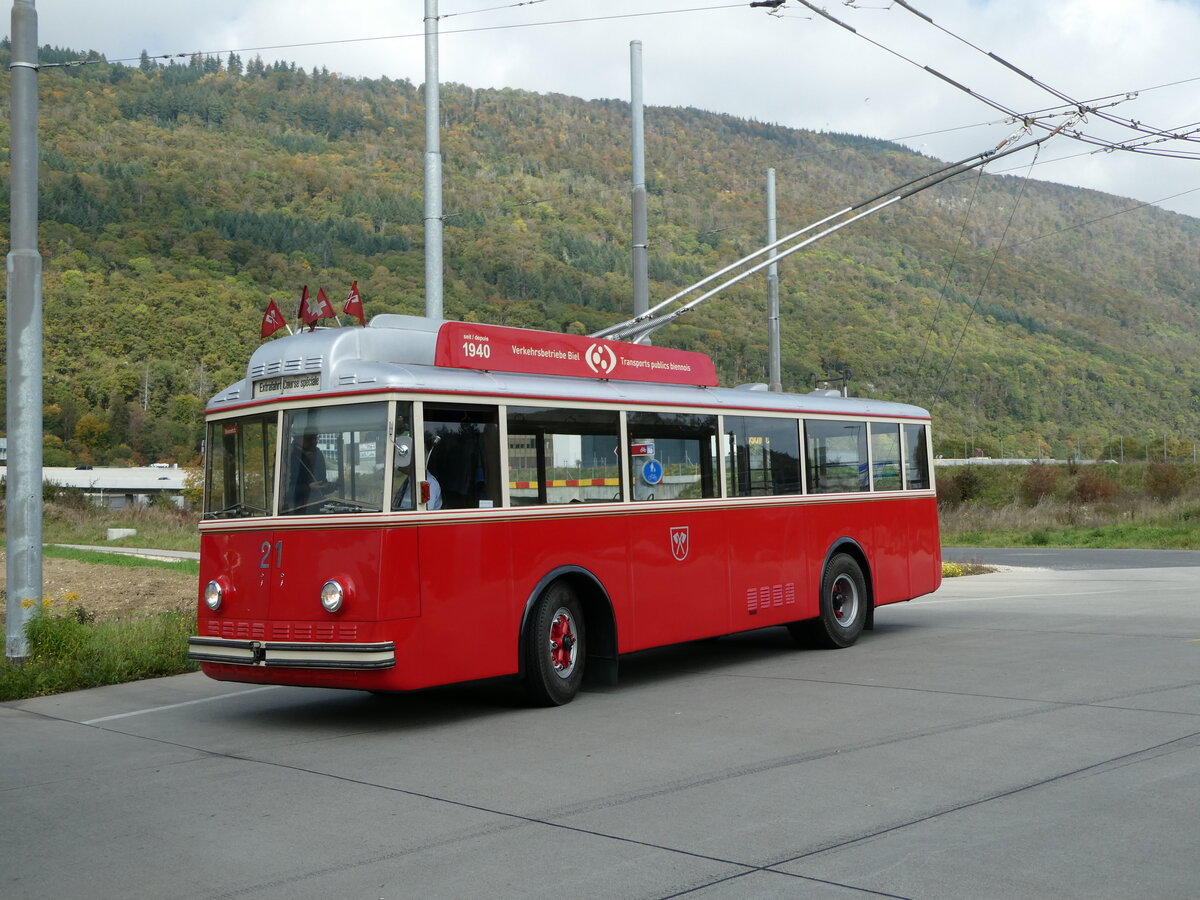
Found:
[1073,469,1118,504]
[954,466,984,503]
[2,605,197,701]
[1146,460,1183,502]
[25,604,92,661]
[1020,463,1060,505]
[937,474,963,508]
[937,466,985,508]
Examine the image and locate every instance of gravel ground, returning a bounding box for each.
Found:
[0,550,196,626]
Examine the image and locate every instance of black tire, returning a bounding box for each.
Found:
[523,582,586,706]
[788,553,868,649]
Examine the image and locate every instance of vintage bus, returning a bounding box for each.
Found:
[188,316,940,704]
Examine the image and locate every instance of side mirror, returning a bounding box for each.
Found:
[395,438,413,469]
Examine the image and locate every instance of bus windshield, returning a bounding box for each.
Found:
[280,402,389,515]
[204,402,389,519]
[204,413,277,519]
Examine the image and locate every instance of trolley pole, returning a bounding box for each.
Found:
[6,0,43,661]
[423,0,444,320]
[630,41,650,341]
[766,168,781,392]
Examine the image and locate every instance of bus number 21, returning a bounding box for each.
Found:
[260,541,283,569]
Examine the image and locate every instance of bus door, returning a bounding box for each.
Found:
[412,402,515,684]
[626,413,729,647]
[723,415,807,629]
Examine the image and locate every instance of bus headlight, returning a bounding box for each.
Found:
[204,580,223,612]
[320,580,345,613]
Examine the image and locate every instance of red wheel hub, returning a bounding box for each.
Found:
[549,610,577,676]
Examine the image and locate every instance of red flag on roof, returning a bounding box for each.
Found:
[343,280,365,325]
[260,298,287,338]
[297,285,314,326]
[298,285,336,329]
[314,287,336,320]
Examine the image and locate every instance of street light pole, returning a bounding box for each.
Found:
[5,0,43,661]
[766,168,781,392]
[423,0,443,320]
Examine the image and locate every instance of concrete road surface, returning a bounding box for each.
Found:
[4,552,1199,899]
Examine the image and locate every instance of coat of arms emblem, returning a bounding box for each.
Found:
[670,526,689,561]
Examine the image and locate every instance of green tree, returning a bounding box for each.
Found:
[74,412,109,452]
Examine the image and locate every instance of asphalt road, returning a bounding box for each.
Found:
[4,550,1199,899]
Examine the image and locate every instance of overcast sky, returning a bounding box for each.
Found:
[30,0,1200,218]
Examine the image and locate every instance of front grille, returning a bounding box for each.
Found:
[207,619,358,641]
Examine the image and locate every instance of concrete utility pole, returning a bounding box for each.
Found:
[423,0,444,320]
[6,0,43,660]
[766,168,781,392]
[630,41,649,339]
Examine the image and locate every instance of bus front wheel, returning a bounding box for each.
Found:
[789,554,868,649]
[524,582,586,706]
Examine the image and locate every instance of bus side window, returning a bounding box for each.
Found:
[423,403,502,509]
[724,415,802,497]
[627,411,718,502]
[903,423,931,490]
[806,419,869,494]
[507,406,622,505]
[870,423,903,491]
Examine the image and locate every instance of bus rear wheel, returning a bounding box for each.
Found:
[789,554,868,649]
[524,582,586,706]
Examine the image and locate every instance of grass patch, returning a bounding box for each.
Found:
[40,502,200,552]
[42,544,200,576]
[941,485,1200,550]
[0,606,197,701]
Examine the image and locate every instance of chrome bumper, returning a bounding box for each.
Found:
[187,636,395,669]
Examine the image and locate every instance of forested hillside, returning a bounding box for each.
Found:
[2,44,1199,465]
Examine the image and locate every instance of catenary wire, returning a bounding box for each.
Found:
[912,166,986,379]
[788,0,1200,162]
[38,3,745,69]
[930,144,1044,403]
[439,0,554,19]
[880,0,1200,149]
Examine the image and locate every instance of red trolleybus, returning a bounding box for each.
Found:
[189,316,940,705]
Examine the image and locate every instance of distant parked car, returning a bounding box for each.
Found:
[149,463,170,468]
[74,464,93,470]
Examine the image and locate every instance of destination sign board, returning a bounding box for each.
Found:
[434,322,718,387]
[253,373,321,398]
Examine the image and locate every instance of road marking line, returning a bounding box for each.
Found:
[82,685,280,725]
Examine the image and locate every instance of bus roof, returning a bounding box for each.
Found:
[209,315,930,421]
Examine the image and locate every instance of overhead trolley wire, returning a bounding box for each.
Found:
[789,0,1200,164]
[930,142,1045,405]
[439,0,556,19]
[883,0,1200,151]
[911,165,987,381]
[592,122,1069,344]
[37,3,746,70]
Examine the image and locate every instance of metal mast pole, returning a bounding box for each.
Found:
[423,0,444,320]
[6,0,43,661]
[766,168,781,392]
[630,41,649,338]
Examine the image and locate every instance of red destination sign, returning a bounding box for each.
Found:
[434,322,718,387]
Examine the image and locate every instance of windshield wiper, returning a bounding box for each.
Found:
[204,501,269,520]
[317,498,382,514]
